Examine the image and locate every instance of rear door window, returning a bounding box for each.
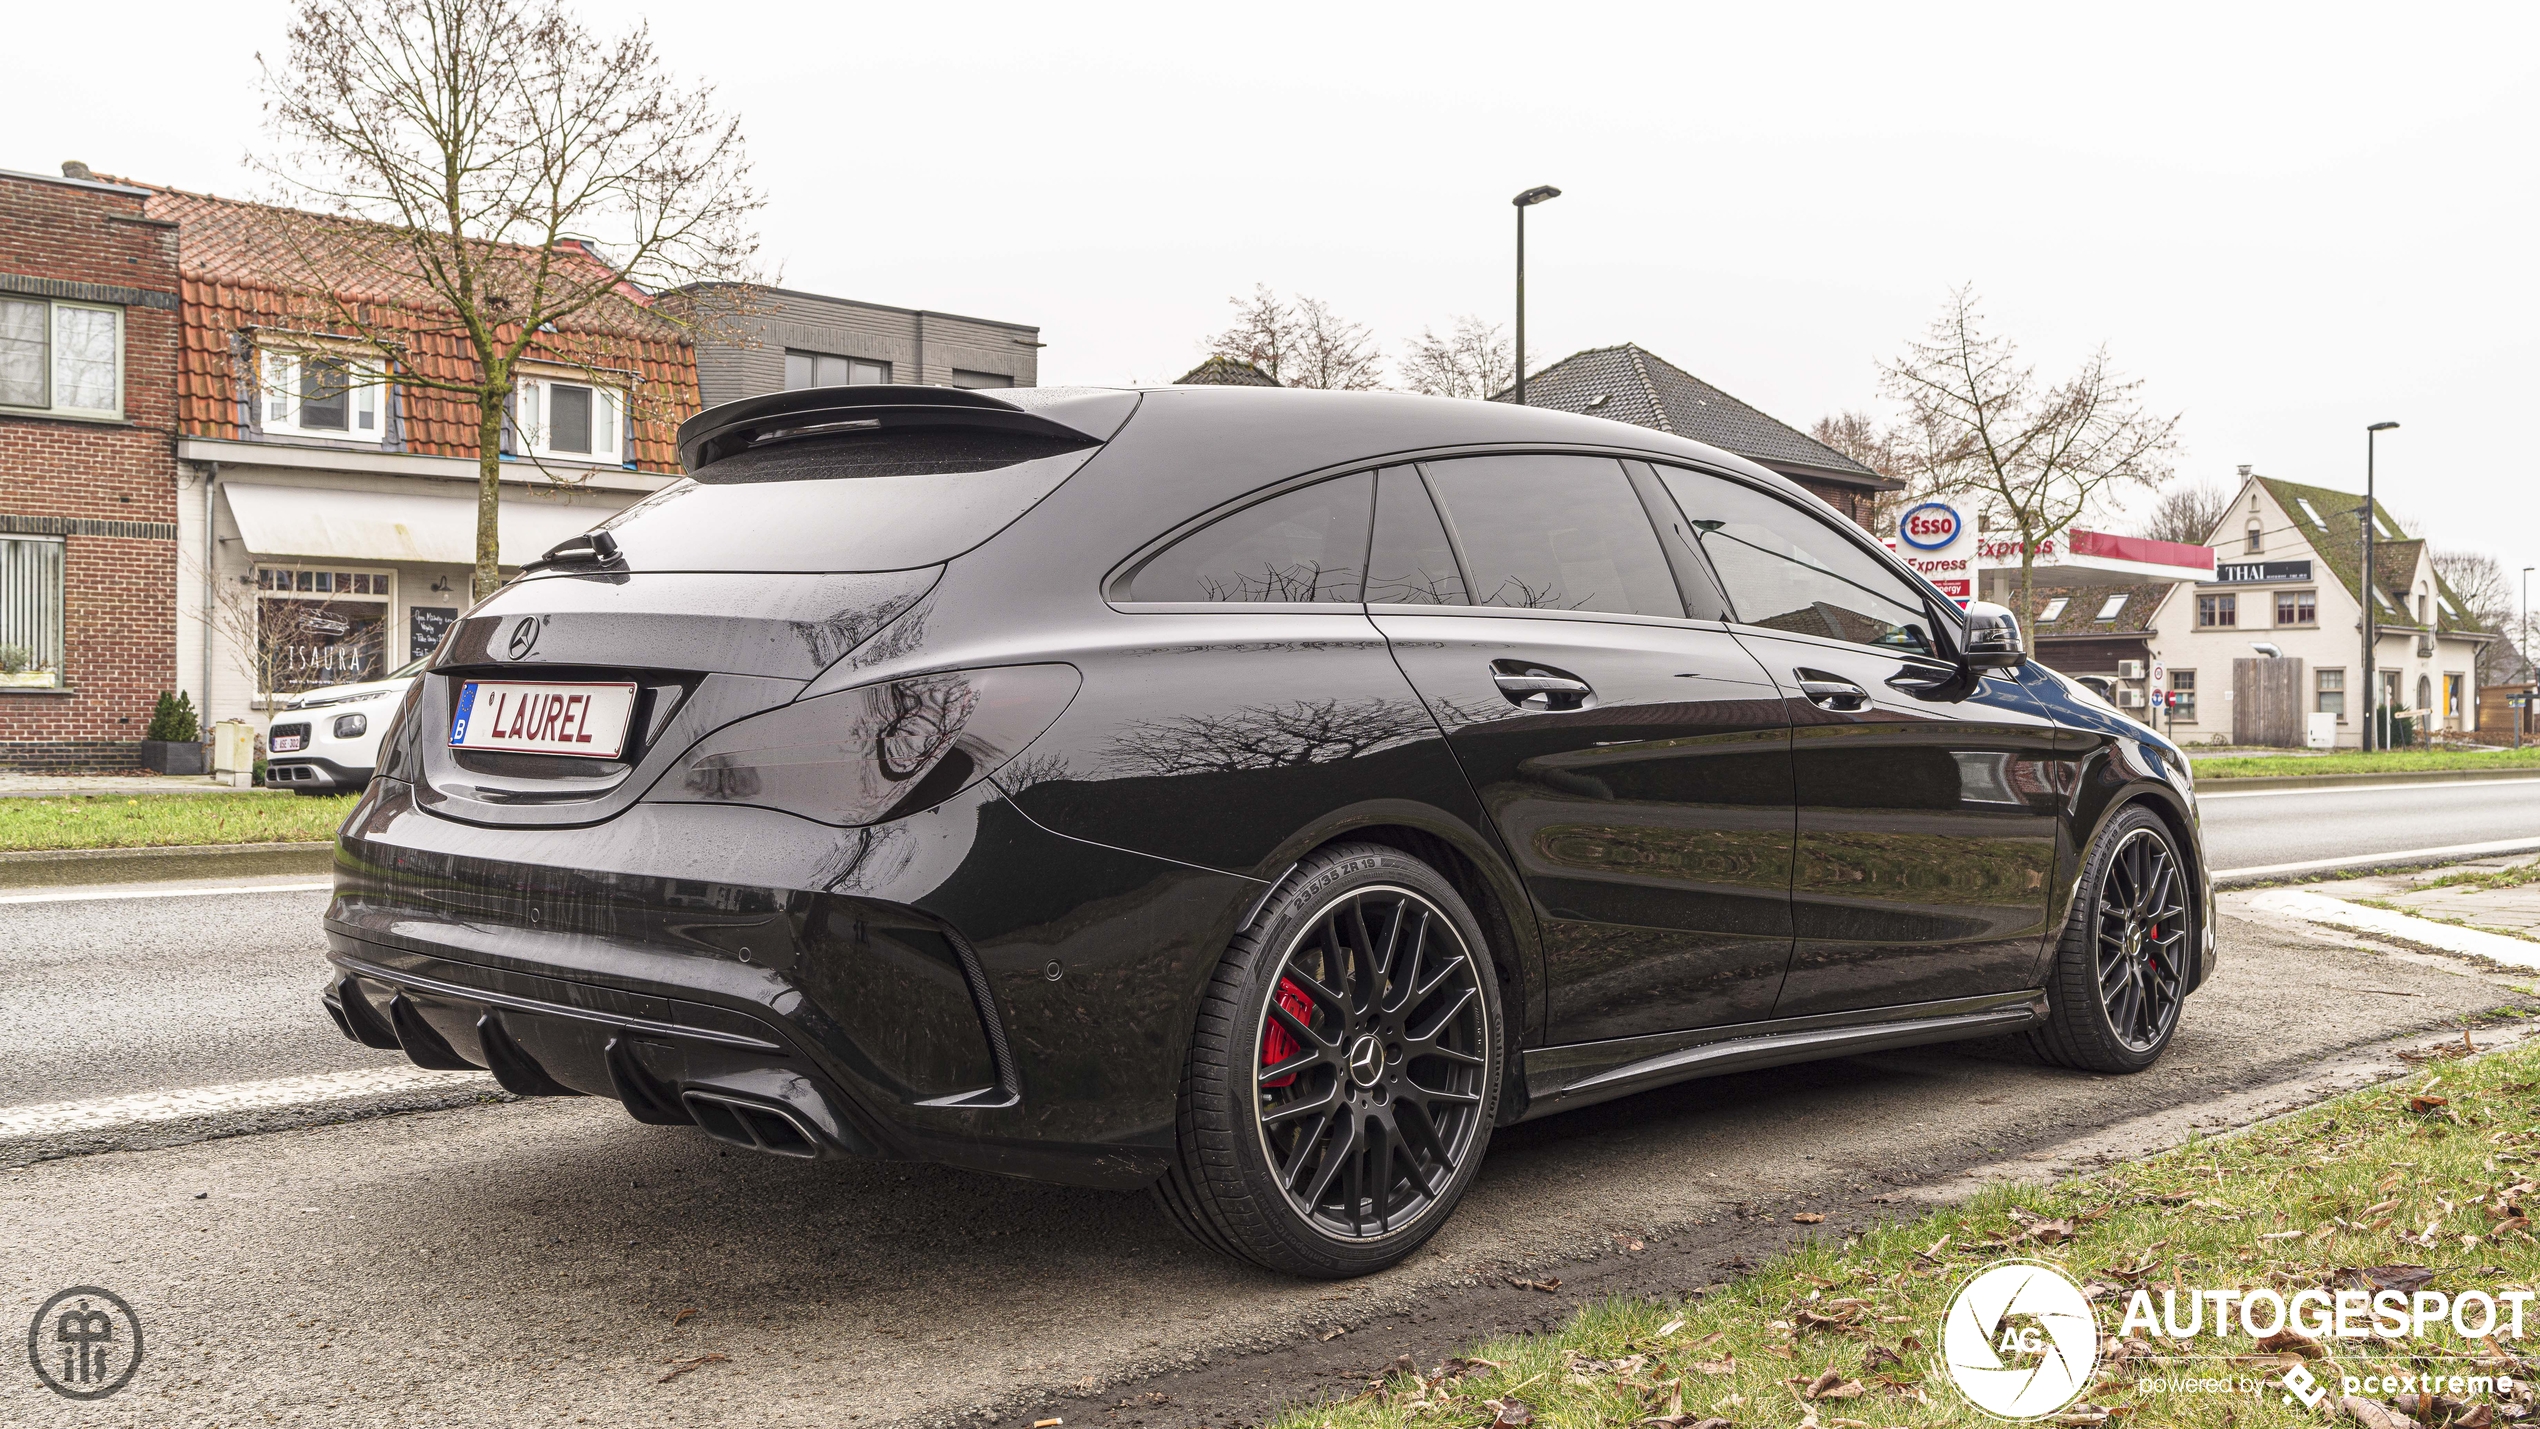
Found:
[1365,465,1467,606]
[1118,471,1373,604]
[1421,455,1682,617]
[1653,466,1935,652]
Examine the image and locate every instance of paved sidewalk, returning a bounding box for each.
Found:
[2318,851,2540,939]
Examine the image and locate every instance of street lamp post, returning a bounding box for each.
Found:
[1511,185,1560,406]
[2523,565,2536,748]
[2361,421,2399,751]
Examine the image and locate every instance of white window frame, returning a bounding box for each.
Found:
[260,348,389,440]
[513,373,625,464]
[2095,593,2129,620]
[0,534,68,689]
[0,296,123,420]
[2037,597,2069,622]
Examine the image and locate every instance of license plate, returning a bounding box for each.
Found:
[270,734,304,752]
[448,680,638,759]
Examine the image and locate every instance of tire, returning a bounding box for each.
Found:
[1155,842,1506,1278]
[2025,804,2193,1073]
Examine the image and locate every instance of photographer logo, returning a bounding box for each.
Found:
[26,1286,143,1401]
[1941,1261,2098,1420]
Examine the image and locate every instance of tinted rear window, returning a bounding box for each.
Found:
[593,441,1096,573]
[1119,472,1373,603]
[1422,455,1681,617]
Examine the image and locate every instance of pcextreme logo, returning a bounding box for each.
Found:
[1940,1260,2099,1420]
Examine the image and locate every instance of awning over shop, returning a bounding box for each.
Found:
[221,483,617,567]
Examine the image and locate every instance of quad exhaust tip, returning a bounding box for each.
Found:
[681,1090,819,1159]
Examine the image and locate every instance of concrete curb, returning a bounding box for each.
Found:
[2245,887,2540,969]
[0,839,332,864]
[2196,765,2540,792]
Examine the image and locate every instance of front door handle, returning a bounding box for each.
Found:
[1797,678,1871,712]
[1491,661,1596,712]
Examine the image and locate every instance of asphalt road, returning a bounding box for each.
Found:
[3,873,2532,1427]
[2199,774,2540,876]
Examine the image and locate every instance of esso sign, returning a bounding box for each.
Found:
[1899,502,1963,551]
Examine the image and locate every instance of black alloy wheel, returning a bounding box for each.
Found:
[2095,826,2189,1052]
[1156,843,1505,1277]
[2027,805,2193,1073]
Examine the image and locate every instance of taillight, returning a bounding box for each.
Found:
[649,664,1079,826]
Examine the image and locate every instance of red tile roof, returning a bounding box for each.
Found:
[139,184,697,472]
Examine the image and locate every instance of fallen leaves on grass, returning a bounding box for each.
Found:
[1787,1367,1866,1401]
[1486,1396,1533,1427]
[2341,1397,2423,1429]
[2255,1327,2326,1358]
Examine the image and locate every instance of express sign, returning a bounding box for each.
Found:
[1899,502,1963,550]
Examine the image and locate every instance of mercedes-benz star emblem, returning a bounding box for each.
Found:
[506,617,539,660]
[1347,1034,1384,1088]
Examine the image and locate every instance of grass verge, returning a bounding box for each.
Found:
[2195,748,2540,781]
[0,792,357,851]
[1279,1037,2540,1429]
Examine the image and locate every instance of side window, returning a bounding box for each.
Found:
[1121,471,1373,604]
[1366,465,1467,605]
[1421,455,1682,617]
[1654,466,1934,653]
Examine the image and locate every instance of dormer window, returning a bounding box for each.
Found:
[261,350,385,439]
[514,375,623,463]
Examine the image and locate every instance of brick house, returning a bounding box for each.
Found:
[142,183,698,733]
[0,164,183,771]
[1507,343,1901,530]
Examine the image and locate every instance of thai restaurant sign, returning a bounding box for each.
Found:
[2206,559,2314,585]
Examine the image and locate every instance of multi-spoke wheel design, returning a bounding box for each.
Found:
[2027,805,2197,1073]
[2094,827,2188,1052]
[1251,885,1490,1240]
[1155,842,1504,1277]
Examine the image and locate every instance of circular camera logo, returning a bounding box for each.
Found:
[1940,1260,2097,1421]
[26,1286,143,1401]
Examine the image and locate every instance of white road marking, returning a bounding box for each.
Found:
[2200,776,2540,800]
[2244,888,2540,970]
[0,1067,494,1140]
[0,882,331,906]
[2213,838,2540,881]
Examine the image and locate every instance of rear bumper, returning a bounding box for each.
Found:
[323,937,884,1159]
[324,775,1261,1189]
[271,757,371,791]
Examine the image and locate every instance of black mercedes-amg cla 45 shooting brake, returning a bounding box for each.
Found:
[323,383,2213,1278]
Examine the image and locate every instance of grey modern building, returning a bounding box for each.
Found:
[691,285,1040,407]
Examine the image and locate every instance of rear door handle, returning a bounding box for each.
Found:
[1491,662,1596,712]
[1797,678,1871,712]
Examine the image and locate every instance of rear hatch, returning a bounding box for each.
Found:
[398,387,1138,827]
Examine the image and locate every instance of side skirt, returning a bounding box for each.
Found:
[1517,989,2047,1121]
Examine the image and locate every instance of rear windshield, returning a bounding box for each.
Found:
[593,438,1097,573]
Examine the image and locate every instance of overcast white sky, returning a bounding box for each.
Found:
[9,2,2536,587]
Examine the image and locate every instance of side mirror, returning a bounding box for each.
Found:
[1960,601,2026,670]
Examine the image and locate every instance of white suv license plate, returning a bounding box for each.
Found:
[449,680,638,759]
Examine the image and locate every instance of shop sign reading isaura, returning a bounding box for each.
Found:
[1892,502,1972,604]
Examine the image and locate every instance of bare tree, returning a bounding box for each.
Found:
[1880,286,2181,618]
[1206,285,1294,383]
[1202,286,1383,390]
[1105,699,1433,777]
[1287,296,1384,391]
[1808,409,1919,532]
[2432,548,2524,686]
[1399,315,1511,400]
[211,571,387,705]
[255,0,762,599]
[2137,479,2231,547]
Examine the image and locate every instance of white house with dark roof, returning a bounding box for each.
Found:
[1505,343,1901,530]
[2144,472,2490,746]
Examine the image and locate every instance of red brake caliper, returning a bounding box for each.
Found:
[1260,978,1314,1088]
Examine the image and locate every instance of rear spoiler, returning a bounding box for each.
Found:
[676,385,1140,473]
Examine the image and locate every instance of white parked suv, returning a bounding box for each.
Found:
[265,657,425,795]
